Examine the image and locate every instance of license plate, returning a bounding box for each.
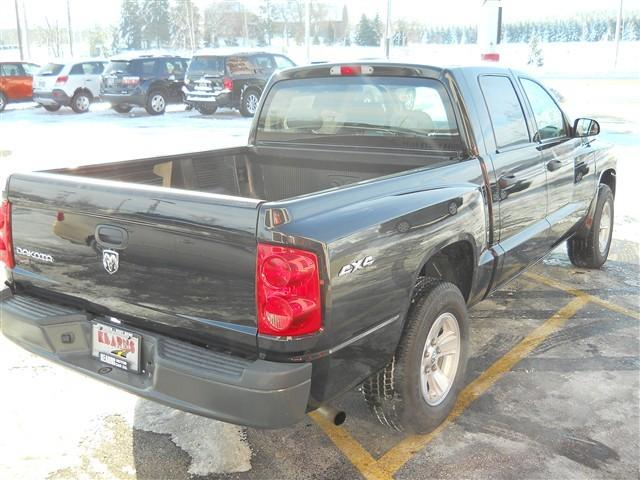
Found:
[91,322,141,373]
[38,81,45,88]
[195,84,210,91]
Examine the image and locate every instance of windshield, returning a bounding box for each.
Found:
[38,63,64,76]
[188,56,225,76]
[256,76,463,152]
[104,61,133,75]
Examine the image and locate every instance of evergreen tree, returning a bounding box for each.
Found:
[119,0,143,50]
[527,35,544,67]
[355,14,378,46]
[142,0,170,48]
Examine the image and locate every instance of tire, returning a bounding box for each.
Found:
[112,104,133,114]
[239,89,260,117]
[0,92,6,112]
[196,104,217,115]
[567,184,614,268]
[43,104,61,112]
[145,90,167,115]
[363,280,469,433]
[71,91,91,113]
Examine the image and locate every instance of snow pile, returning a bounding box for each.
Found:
[134,399,252,475]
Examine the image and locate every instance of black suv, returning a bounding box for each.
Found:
[183,51,295,116]
[101,55,189,115]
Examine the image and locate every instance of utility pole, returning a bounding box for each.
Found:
[305,0,310,63]
[242,3,249,47]
[384,0,391,59]
[66,0,74,56]
[14,0,24,60]
[22,1,30,58]
[614,0,623,68]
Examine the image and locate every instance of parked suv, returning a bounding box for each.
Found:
[101,55,188,115]
[32,60,106,113]
[183,50,295,116]
[0,61,39,112]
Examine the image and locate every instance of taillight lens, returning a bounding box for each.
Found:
[256,243,322,336]
[122,76,140,87]
[223,77,233,90]
[55,75,68,86]
[0,200,15,269]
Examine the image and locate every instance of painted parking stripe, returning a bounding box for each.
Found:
[311,295,589,480]
[524,272,639,320]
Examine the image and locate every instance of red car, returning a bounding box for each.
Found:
[0,61,40,112]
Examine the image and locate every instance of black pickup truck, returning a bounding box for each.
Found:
[0,63,616,432]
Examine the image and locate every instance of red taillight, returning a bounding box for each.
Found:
[0,200,15,270]
[256,243,322,337]
[341,65,361,75]
[55,75,68,86]
[329,65,373,76]
[122,76,140,87]
[223,77,233,90]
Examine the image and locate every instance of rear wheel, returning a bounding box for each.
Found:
[239,89,260,117]
[43,104,61,112]
[196,104,217,115]
[363,280,469,433]
[145,90,167,115]
[0,92,6,112]
[567,184,614,268]
[71,91,91,113]
[112,104,133,114]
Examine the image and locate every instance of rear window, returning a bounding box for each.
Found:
[257,76,462,152]
[38,63,64,76]
[104,61,134,75]
[188,56,225,76]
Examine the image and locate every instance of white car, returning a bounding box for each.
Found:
[33,59,107,113]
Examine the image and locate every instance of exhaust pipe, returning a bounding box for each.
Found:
[316,405,346,426]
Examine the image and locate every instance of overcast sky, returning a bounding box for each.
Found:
[0,0,637,31]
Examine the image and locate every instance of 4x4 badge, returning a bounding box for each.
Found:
[102,250,119,275]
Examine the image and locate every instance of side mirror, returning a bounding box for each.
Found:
[574,118,600,137]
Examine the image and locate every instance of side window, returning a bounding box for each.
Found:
[273,55,295,69]
[163,59,184,75]
[520,78,567,141]
[23,63,39,75]
[90,62,105,74]
[252,55,275,73]
[139,60,156,76]
[1,63,23,76]
[226,56,254,75]
[69,64,84,75]
[479,75,530,150]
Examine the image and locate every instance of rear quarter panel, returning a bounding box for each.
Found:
[256,160,489,405]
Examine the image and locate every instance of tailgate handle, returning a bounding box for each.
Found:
[96,225,128,249]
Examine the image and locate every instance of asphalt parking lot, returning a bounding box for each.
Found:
[0,77,638,479]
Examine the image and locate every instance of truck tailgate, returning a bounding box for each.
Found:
[7,172,261,355]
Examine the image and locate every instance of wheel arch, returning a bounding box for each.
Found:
[599,168,616,197]
[411,236,477,304]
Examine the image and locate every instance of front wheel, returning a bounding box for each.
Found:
[567,184,614,268]
[145,91,167,115]
[196,104,217,115]
[112,104,133,114]
[43,104,61,112]
[239,89,260,117]
[363,280,469,433]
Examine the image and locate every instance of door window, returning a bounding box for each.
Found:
[520,78,567,141]
[0,63,24,76]
[479,75,530,150]
[69,64,84,75]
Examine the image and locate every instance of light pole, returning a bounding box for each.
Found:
[384,0,391,59]
[305,0,311,63]
[13,0,24,60]
[66,0,74,56]
[614,0,623,68]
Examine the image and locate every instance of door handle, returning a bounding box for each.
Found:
[96,225,128,249]
[546,159,563,172]
[498,174,518,189]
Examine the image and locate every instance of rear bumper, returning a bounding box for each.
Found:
[182,86,232,106]
[102,92,146,107]
[0,293,312,429]
[33,90,70,106]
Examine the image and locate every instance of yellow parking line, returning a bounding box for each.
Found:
[309,411,392,480]
[524,272,640,320]
[376,295,589,477]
